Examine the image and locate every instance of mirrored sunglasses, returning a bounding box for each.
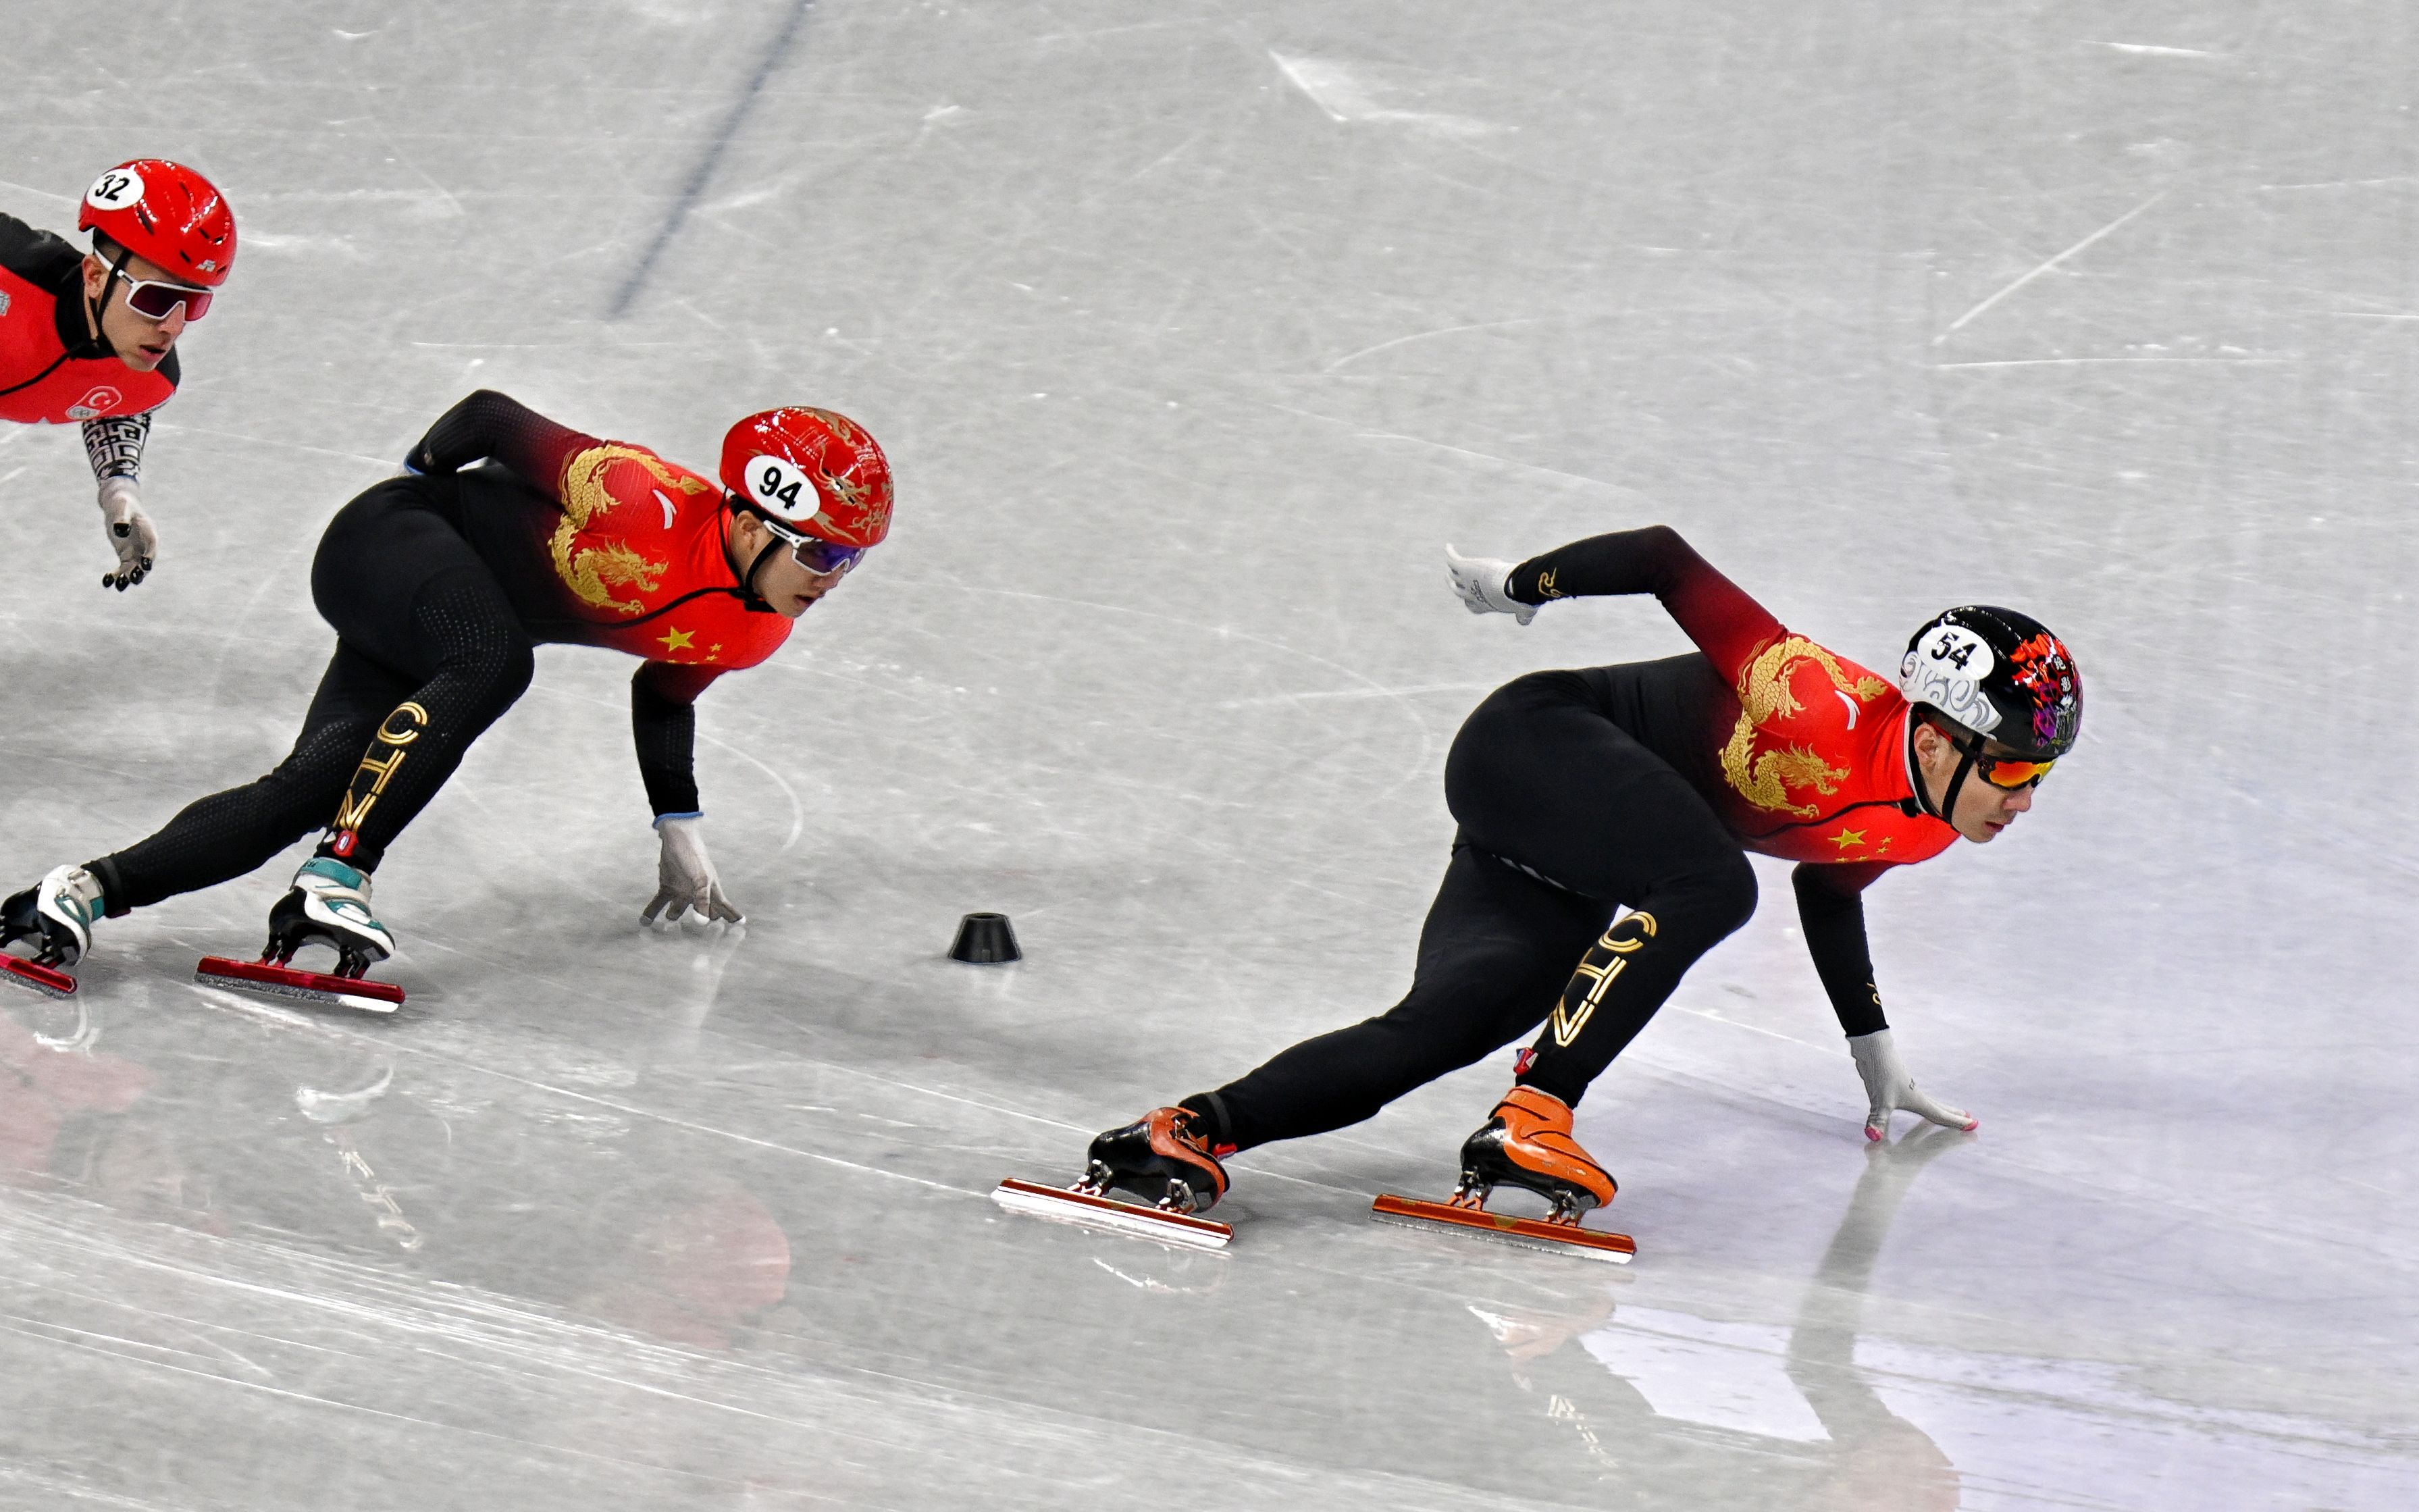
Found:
[107,266,213,322]
[771,525,864,577]
[1949,729,2054,789]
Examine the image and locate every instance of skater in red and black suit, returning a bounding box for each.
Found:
[0,161,237,590]
[0,390,893,990]
[1076,527,2082,1228]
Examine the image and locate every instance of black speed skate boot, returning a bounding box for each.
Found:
[0,866,107,999]
[1079,1106,1230,1215]
[1453,1087,1617,1226]
[264,857,395,977]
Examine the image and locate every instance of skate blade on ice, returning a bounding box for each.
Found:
[1370,1193,1634,1264]
[0,954,77,1000]
[195,956,402,1014]
[991,1177,1232,1252]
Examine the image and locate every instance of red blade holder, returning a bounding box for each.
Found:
[0,955,78,1000]
[194,956,404,1014]
[991,1177,1232,1251]
[1371,1193,1636,1264]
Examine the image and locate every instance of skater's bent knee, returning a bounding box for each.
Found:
[446,637,535,708]
[1671,852,1757,938]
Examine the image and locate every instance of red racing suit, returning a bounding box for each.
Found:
[1509,527,1962,1035]
[0,213,176,484]
[405,390,798,815]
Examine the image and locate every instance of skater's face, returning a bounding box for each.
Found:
[1912,719,2037,843]
[725,511,856,619]
[81,249,199,371]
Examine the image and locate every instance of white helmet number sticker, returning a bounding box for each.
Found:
[746,454,818,523]
[1900,624,2002,731]
[85,167,145,213]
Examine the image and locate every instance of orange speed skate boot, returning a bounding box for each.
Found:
[1368,1086,1634,1261]
[1453,1086,1617,1224]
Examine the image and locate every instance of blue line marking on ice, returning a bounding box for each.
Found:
[608,0,817,319]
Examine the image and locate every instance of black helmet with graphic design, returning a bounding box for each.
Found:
[1898,606,2082,763]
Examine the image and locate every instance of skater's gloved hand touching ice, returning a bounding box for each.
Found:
[1445,545,1536,624]
[643,814,744,927]
[97,478,157,590]
[1848,1028,1975,1142]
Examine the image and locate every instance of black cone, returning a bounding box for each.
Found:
[949,912,1021,964]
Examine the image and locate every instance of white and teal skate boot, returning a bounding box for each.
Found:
[265,857,395,979]
[0,865,108,999]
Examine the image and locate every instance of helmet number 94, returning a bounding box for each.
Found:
[749,455,814,519]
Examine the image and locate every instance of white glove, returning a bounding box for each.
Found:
[1848,1028,1975,1142]
[97,477,157,591]
[642,815,744,926]
[1445,544,1534,624]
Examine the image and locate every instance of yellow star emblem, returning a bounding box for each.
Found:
[657,626,696,654]
[1828,828,1867,852]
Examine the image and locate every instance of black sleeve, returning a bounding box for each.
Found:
[632,662,725,817]
[406,389,598,496]
[1792,861,1892,1037]
[0,213,80,284]
[80,412,150,481]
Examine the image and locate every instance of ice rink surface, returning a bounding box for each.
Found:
[4,1,2417,1506]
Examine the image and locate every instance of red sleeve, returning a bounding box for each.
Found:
[406,390,601,505]
[1507,526,1783,681]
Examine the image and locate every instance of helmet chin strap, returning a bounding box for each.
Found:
[743,538,785,606]
[724,500,784,608]
[88,244,131,326]
[1908,715,1978,824]
[84,245,132,343]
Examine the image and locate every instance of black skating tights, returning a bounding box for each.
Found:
[1189,670,1759,1153]
[89,481,534,912]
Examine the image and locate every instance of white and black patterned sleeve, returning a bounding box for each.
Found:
[80,412,150,483]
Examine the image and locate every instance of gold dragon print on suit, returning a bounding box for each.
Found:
[1721,637,1892,816]
[550,444,709,614]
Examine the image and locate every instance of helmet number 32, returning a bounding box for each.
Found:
[749,454,816,523]
[86,168,144,211]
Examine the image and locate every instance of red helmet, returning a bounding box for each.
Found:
[78,159,237,287]
[718,407,893,548]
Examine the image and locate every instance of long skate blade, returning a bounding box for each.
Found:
[992,1177,1232,1252]
[195,956,402,1015]
[0,954,77,1000]
[1371,1193,1635,1265]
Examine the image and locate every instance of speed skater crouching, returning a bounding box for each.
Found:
[0,390,894,1009]
[0,160,237,590]
[1006,525,2080,1258]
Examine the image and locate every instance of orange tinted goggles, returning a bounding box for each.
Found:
[1950,730,2054,789]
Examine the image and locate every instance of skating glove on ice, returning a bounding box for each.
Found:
[97,478,156,590]
[1445,545,1536,624]
[1848,1028,1975,1142]
[644,815,744,927]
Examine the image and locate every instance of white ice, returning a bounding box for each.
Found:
[1,1,2414,1507]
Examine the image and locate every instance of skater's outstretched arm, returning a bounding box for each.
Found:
[631,660,743,926]
[631,661,724,819]
[1794,860,1976,1140]
[405,389,602,498]
[1503,526,1783,674]
[1792,861,1890,1037]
